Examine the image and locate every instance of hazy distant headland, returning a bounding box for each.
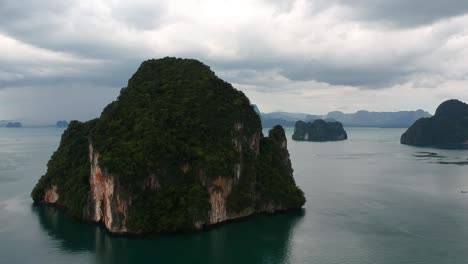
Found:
[260,109,431,128]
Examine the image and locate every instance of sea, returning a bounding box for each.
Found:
[1,127,468,264]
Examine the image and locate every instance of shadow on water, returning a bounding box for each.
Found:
[32,204,305,264]
[413,152,446,159]
[412,151,468,166]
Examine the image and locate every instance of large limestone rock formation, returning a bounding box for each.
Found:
[32,58,305,234]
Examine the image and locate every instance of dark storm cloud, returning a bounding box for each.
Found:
[330,0,468,28]
[280,61,414,87]
[204,32,421,88]
[0,0,70,47]
[0,59,141,89]
[0,0,167,90]
[0,0,167,59]
[210,58,412,88]
[266,0,468,27]
[212,58,420,90]
[0,0,69,22]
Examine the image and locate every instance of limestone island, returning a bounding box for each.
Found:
[6,122,22,128]
[401,99,468,148]
[31,58,305,235]
[292,120,348,141]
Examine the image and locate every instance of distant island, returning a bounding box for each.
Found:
[292,120,348,141]
[31,58,305,235]
[260,109,431,128]
[55,120,69,128]
[401,99,468,148]
[6,122,22,128]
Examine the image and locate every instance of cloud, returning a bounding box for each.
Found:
[0,0,467,122]
[0,33,147,92]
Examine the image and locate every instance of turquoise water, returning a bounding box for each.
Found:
[1,127,468,263]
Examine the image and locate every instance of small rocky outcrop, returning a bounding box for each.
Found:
[31,58,305,235]
[6,122,22,128]
[56,120,69,128]
[292,120,347,141]
[401,99,468,148]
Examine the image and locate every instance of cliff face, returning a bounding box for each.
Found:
[86,143,129,233]
[401,99,468,148]
[292,120,348,141]
[31,58,305,234]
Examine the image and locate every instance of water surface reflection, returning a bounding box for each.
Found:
[33,205,305,264]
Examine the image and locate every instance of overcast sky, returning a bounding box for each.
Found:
[1,0,468,123]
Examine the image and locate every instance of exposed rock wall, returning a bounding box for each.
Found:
[86,143,128,233]
[208,176,233,224]
[43,185,59,204]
